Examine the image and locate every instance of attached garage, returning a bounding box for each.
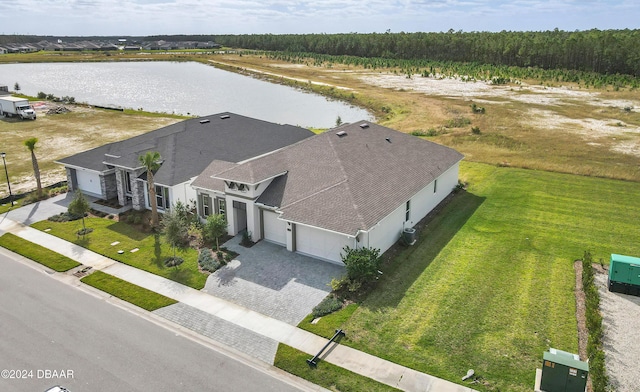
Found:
[75,169,102,197]
[296,224,352,263]
[262,209,287,246]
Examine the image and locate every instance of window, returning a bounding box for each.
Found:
[124,171,132,194]
[434,179,438,193]
[200,194,212,217]
[405,200,411,222]
[217,198,226,216]
[152,185,170,210]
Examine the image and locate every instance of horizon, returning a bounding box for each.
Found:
[0,1,637,37]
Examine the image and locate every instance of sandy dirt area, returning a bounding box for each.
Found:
[360,74,640,156]
[595,272,640,392]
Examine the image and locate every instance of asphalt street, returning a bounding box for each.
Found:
[0,252,306,392]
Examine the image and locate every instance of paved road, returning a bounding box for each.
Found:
[0,253,308,392]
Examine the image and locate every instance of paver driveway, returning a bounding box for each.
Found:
[203,235,346,325]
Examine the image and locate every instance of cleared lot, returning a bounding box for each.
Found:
[596,273,640,392]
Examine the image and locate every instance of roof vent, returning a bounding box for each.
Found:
[199,119,210,124]
[385,137,392,143]
[220,114,230,119]
[336,131,347,137]
[359,123,369,129]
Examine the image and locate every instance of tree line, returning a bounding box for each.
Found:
[211,29,640,77]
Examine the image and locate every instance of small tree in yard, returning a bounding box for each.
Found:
[341,246,381,286]
[162,207,188,268]
[68,190,90,236]
[204,214,227,251]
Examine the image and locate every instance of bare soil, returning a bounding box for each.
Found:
[595,271,640,392]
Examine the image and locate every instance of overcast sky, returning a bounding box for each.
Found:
[0,0,637,36]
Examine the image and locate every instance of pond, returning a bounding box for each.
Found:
[0,61,371,128]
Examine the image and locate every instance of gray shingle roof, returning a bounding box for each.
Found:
[57,113,314,186]
[210,121,464,235]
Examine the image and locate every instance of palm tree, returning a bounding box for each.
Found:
[139,151,162,228]
[24,137,42,197]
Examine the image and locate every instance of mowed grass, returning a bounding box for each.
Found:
[0,232,81,271]
[31,218,207,289]
[81,271,177,311]
[297,161,640,392]
[274,344,400,392]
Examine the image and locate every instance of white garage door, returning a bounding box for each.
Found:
[296,224,351,263]
[263,210,287,246]
[75,170,102,196]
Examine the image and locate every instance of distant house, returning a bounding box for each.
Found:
[58,114,463,264]
[0,47,7,55]
[57,113,314,213]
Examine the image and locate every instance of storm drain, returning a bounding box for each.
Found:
[73,266,93,278]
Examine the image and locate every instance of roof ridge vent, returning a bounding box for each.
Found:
[359,123,369,129]
[336,130,347,137]
[220,114,230,119]
[199,119,210,124]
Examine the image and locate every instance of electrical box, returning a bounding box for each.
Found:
[609,254,640,296]
[540,348,588,392]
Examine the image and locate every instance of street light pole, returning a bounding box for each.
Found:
[1,152,13,206]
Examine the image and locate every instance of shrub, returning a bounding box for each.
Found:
[446,116,471,128]
[341,246,381,285]
[410,129,428,137]
[312,296,344,318]
[198,249,220,273]
[471,103,486,114]
[48,211,82,222]
[581,251,608,392]
[471,126,481,135]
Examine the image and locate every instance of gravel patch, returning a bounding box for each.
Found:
[595,272,640,392]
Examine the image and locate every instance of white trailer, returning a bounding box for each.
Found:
[0,96,36,120]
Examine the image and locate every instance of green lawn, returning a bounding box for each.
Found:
[31,218,207,289]
[274,344,400,392]
[295,161,640,392]
[81,271,177,311]
[0,232,81,271]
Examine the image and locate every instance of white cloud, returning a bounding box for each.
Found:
[0,0,637,35]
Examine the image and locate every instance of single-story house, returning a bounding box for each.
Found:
[57,113,314,213]
[59,114,463,264]
[192,121,463,263]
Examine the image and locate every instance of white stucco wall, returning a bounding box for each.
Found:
[367,161,460,255]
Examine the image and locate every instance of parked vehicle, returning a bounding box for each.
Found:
[0,96,36,120]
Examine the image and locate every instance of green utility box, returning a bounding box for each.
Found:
[608,254,640,296]
[540,348,588,392]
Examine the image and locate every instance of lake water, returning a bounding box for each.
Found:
[0,61,371,128]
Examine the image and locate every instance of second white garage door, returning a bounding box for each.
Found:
[296,224,351,263]
[262,210,287,246]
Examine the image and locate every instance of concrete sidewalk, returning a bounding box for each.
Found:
[0,215,476,392]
